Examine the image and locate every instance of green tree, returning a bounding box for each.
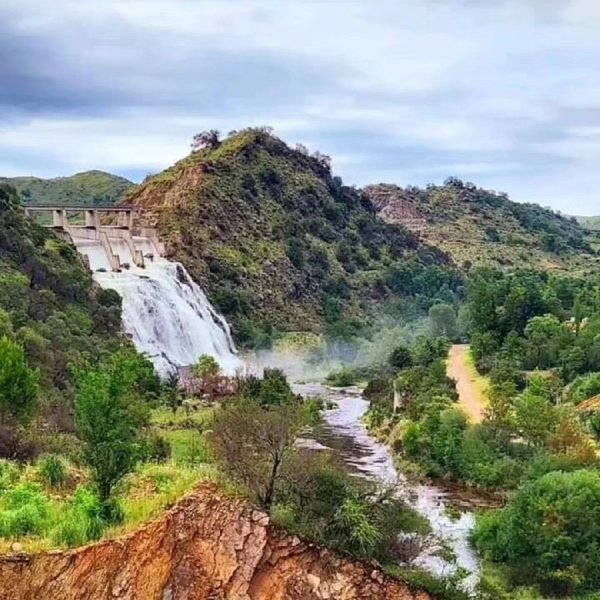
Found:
[514,389,557,448]
[523,314,569,369]
[75,350,149,514]
[485,380,517,447]
[193,354,221,380]
[474,470,600,594]
[428,303,458,340]
[388,344,413,370]
[0,337,39,426]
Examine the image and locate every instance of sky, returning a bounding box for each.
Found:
[1,0,600,215]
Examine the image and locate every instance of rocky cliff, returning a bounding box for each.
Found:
[0,485,433,600]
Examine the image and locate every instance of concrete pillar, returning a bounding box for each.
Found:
[128,210,134,230]
[85,209,100,229]
[52,209,66,229]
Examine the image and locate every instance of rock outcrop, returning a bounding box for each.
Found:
[0,485,433,600]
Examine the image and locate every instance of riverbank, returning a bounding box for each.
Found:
[294,383,481,593]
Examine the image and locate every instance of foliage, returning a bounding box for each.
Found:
[0,337,38,427]
[192,354,221,380]
[74,349,150,510]
[238,368,296,406]
[209,399,304,511]
[0,185,124,444]
[0,171,134,207]
[473,470,600,595]
[37,454,69,489]
[128,128,461,341]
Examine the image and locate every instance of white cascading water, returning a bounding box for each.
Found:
[75,236,243,376]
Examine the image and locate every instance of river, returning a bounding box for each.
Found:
[293,382,480,593]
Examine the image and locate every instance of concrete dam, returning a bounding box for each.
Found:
[25,205,242,376]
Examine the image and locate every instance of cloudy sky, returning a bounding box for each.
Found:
[1,0,600,215]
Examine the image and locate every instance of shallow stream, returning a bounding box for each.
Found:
[293,382,480,592]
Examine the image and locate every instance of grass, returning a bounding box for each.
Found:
[464,347,490,400]
[0,405,218,555]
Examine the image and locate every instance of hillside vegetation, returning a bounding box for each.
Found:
[0,170,135,206]
[577,215,600,230]
[0,183,125,456]
[367,181,598,273]
[127,128,462,345]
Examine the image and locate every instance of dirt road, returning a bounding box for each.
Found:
[447,344,487,423]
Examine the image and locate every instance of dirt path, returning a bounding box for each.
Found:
[447,344,487,423]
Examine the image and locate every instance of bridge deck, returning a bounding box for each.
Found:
[24,204,138,211]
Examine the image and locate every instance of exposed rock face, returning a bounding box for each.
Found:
[0,485,433,600]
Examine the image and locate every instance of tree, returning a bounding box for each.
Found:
[164,371,183,415]
[75,350,149,515]
[473,470,600,594]
[190,130,221,151]
[0,337,38,426]
[192,354,222,397]
[428,303,458,340]
[484,380,517,446]
[523,314,569,369]
[388,344,413,370]
[193,354,220,380]
[514,389,557,448]
[209,401,304,511]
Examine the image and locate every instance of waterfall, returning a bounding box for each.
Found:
[75,236,243,376]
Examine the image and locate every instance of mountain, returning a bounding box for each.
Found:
[577,215,600,230]
[366,181,599,272]
[0,170,135,206]
[126,128,461,345]
[0,183,123,412]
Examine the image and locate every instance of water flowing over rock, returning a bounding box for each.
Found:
[75,235,243,376]
[0,485,434,600]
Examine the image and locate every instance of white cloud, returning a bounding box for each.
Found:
[1,0,600,214]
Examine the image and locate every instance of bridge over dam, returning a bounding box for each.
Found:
[24,204,165,272]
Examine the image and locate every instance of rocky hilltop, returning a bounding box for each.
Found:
[125,128,459,345]
[0,485,433,600]
[367,181,598,272]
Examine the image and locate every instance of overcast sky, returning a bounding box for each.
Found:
[1,0,600,215]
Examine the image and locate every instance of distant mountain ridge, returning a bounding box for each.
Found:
[0,170,135,206]
[366,181,599,273]
[577,215,600,230]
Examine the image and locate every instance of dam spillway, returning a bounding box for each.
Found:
[25,205,243,376]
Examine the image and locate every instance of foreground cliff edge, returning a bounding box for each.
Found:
[0,484,433,600]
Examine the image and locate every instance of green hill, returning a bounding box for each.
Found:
[366,181,599,273]
[0,183,123,413]
[577,215,600,230]
[0,170,135,206]
[127,128,461,345]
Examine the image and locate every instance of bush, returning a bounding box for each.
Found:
[37,454,69,489]
[140,432,171,464]
[473,469,600,595]
[0,459,20,493]
[51,487,105,548]
[325,368,356,387]
[0,483,50,538]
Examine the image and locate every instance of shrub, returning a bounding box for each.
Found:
[325,368,356,387]
[38,454,69,489]
[473,469,600,595]
[0,459,20,493]
[140,432,171,464]
[0,483,50,538]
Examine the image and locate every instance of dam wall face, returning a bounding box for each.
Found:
[24,204,242,376]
